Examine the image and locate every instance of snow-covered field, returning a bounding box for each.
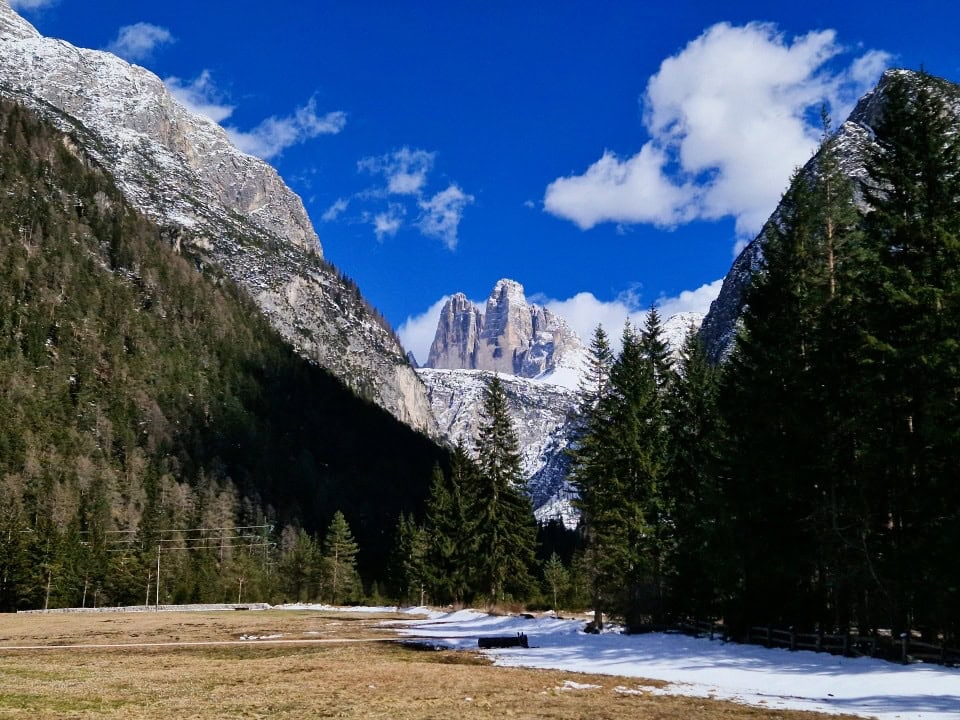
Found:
[388,609,960,720]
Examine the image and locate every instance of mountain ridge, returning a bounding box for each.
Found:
[0,0,437,434]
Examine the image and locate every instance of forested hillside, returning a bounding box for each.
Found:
[0,99,449,610]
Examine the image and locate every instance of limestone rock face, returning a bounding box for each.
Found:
[0,1,437,435]
[426,279,584,378]
[426,293,483,370]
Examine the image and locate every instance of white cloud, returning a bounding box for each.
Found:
[165,71,235,123]
[542,280,723,353]
[544,22,891,239]
[368,205,406,240]
[162,73,345,160]
[322,198,349,222]
[9,0,57,10]
[359,147,436,195]
[397,295,452,366]
[226,99,347,160]
[656,279,724,318]
[331,147,472,247]
[416,184,474,250]
[106,22,174,62]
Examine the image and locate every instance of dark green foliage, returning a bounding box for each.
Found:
[0,99,448,609]
[323,511,360,604]
[564,70,960,642]
[424,447,477,604]
[391,511,428,605]
[472,376,538,601]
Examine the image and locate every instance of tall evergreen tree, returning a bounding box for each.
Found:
[391,511,428,606]
[570,326,626,629]
[857,70,960,635]
[473,375,537,602]
[424,447,477,604]
[322,511,359,605]
[664,327,726,619]
[720,121,863,631]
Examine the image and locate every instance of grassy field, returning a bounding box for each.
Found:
[0,609,862,719]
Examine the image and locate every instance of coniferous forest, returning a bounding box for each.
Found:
[0,98,450,610]
[570,70,960,642]
[1,68,959,650]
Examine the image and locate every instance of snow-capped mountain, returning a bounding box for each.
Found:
[699,69,960,363]
[0,1,436,434]
[420,280,706,527]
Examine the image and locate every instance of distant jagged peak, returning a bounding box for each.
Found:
[426,278,585,379]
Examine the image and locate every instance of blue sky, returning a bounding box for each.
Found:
[12,0,960,362]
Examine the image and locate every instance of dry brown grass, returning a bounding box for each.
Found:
[0,610,862,719]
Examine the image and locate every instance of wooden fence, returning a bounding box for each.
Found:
[676,619,960,667]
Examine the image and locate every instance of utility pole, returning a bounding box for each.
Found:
[155,543,161,609]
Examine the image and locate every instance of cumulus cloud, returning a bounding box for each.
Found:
[359,147,436,195]
[226,99,347,160]
[542,280,723,353]
[656,279,724,318]
[544,22,891,239]
[416,184,475,250]
[397,295,453,366]
[106,22,174,62]
[165,71,235,123]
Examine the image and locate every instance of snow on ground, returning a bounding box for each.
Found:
[390,610,960,720]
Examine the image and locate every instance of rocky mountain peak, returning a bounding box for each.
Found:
[426,278,584,378]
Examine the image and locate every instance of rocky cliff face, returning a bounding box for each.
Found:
[0,2,436,434]
[699,69,960,363]
[426,279,584,378]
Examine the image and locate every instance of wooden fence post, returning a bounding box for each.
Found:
[900,633,909,665]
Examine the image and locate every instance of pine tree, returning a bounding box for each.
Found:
[392,511,428,606]
[542,552,569,613]
[322,511,359,605]
[473,375,537,602]
[424,448,477,604]
[857,70,960,635]
[720,118,866,632]
[570,325,627,629]
[664,327,726,619]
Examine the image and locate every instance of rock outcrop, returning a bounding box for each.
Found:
[426,279,584,378]
[0,1,437,434]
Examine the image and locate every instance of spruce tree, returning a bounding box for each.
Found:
[424,447,477,604]
[322,511,359,605]
[858,70,960,635]
[473,375,537,602]
[392,511,428,606]
[570,325,627,629]
[664,327,726,619]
